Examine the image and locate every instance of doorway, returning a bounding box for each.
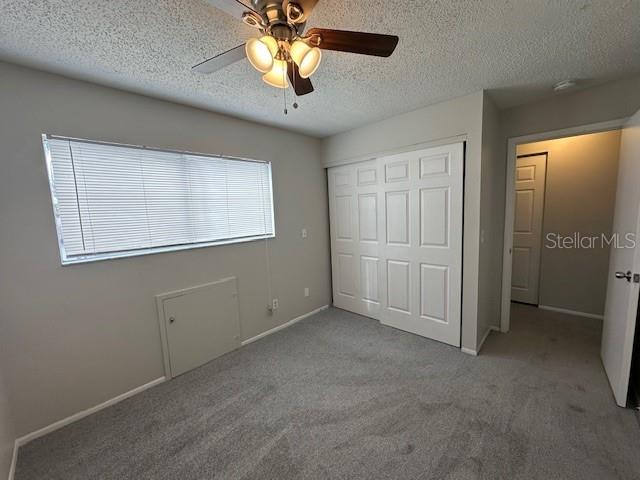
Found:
[501,118,628,332]
[501,114,640,408]
[628,300,640,409]
[508,131,622,322]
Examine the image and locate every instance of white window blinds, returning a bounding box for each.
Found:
[43,136,274,264]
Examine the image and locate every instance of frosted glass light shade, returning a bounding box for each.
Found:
[262,59,289,89]
[289,40,322,78]
[246,36,279,73]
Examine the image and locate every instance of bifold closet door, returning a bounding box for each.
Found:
[328,142,463,347]
[329,159,383,319]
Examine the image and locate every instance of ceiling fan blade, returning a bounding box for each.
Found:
[306,28,399,57]
[287,62,314,96]
[283,0,319,23]
[192,44,246,74]
[206,0,258,21]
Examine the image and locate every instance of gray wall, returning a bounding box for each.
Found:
[517,131,621,315]
[0,61,331,437]
[501,76,640,139]
[478,93,506,343]
[322,92,485,352]
[0,367,15,480]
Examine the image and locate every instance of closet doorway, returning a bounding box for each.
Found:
[328,142,464,347]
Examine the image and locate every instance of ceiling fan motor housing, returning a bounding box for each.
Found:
[270,24,295,42]
[250,0,304,38]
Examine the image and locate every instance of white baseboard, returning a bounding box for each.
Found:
[241,305,329,346]
[10,304,330,461]
[538,304,604,320]
[10,305,331,470]
[14,376,166,451]
[461,326,500,356]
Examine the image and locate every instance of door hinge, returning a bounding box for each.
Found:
[634,273,640,284]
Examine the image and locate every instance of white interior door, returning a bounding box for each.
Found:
[511,154,547,304]
[329,143,463,347]
[601,111,640,407]
[162,277,240,377]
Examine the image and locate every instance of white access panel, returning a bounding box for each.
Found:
[157,277,241,377]
[328,143,464,347]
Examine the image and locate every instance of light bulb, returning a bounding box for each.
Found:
[245,36,279,74]
[289,40,322,78]
[262,59,289,89]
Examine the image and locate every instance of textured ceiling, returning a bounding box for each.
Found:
[1,0,639,137]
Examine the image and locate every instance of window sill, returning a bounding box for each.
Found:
[60,234,276,265]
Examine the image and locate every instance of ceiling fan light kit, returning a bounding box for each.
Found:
[262,58,289,88]
[195,0,400,99]
[246,35,321,87]
[245,35,279,73]
[289,40,321,78]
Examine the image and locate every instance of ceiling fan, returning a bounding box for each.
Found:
[193,0,399,97]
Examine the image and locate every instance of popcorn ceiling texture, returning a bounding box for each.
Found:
[0,0,639,137]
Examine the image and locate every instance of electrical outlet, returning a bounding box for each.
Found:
[304,287,309,297]
[272,298,279,310]
[302,228,308,238]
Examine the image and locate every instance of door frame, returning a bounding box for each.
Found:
[500,118,629,333]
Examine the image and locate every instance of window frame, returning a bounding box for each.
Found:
[42,134,276,265]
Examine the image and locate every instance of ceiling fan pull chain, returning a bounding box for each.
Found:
[292,61,299,109]
[283,66,288,115]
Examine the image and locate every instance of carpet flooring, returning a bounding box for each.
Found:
[15,304,640,479]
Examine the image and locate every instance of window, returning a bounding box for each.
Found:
[43,135,275,265]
